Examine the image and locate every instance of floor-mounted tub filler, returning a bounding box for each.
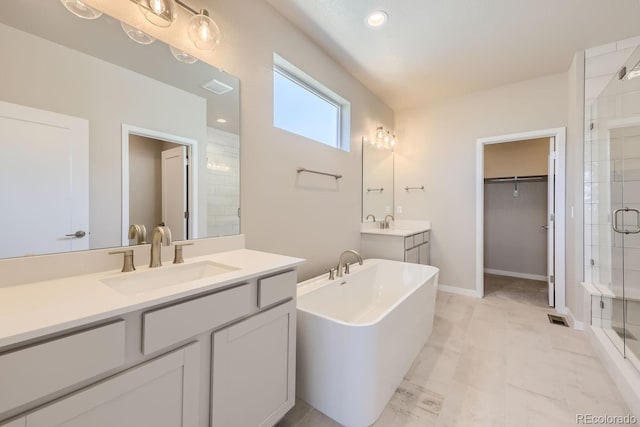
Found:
[296,258,439,426]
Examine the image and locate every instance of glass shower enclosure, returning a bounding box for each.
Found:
[586,46,640,369]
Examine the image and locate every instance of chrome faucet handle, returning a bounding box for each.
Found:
[326,267,337,280]
[344,263,350,274]
[109,249,135,272]
[173,242,194,264]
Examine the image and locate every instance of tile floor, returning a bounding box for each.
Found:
[277,277,636,427]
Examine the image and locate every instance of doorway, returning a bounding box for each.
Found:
[476,128,566,313]
[121,125,198,245]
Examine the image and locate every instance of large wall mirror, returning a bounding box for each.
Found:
[0,0,240,259]
[362,141,394,221]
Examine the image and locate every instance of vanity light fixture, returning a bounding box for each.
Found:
[364,126,398,151]
[121,22,156,45]
[366,10,388,28]
[170,46,198,64]
[59,0,103,20]
[136,0,176,27]
[188,9,221,51]
[133,0,221,51]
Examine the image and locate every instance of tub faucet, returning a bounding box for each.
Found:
[149,226,172,268]
[384,214,395,229]
[336,250,363,277]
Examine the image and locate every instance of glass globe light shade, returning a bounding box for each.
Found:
[170,46,198,64]
[59,0,102,19]
[137,0,176,28]
[121,22,156,45]
[188,10,221,51]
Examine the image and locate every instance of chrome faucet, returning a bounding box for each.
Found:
[384,214,395,229]
[336,250,363,277]
[128,224,147,245]
[366,214,376,222]
[149,226,172,268]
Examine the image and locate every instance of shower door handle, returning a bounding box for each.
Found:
[612,208,640,234]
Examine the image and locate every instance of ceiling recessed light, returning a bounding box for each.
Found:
[366,10,388,28]
[216,118,227,123]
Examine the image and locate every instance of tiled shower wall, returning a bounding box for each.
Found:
[206,127,240,237]
[584,36,640,286]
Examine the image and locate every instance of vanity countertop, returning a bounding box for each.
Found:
[360,220,431,237]
[0,249,305,349]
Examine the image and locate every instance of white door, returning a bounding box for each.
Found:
[547,137,556,307]
[161,146,188,241]
[0,101,89,258]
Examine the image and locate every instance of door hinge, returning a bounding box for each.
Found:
[550,275,555,284]
[550,213,555,222]
[600,300,605,309]
[590,259,595,266]
[590,122,594,131]
[184,211,189,219]
[551,151,557,160]
[237,207,241,218]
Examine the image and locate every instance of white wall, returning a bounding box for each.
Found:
[395,73,568,290]
[219,1,394,280]
[567,52,586,324]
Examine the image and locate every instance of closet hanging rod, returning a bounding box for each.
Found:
[296,167,342,180]
[405,185,425,191]
[484,175,547,183]
[367,188,384,193]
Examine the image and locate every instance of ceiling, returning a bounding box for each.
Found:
[267,0,640,110]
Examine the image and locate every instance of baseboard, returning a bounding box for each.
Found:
[438,284,482,298]
[484,268,547,282]
[566,306,585,330]
[587,326,640,419]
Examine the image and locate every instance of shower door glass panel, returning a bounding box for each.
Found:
[594,47,640,366]
[617,54,640,364]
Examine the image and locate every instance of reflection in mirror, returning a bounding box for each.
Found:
[362,141,394,221]
[0,0,240,259]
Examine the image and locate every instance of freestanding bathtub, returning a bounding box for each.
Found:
[296,258,439,427]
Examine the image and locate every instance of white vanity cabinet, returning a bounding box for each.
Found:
[0,264,300,427]
[23,343,200,427]
[212,300,295,427]
[362,230,431,265]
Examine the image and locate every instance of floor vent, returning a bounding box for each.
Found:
[548,314,569,327]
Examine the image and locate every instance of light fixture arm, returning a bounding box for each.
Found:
[174,0,199,16]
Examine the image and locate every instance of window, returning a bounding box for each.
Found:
[273,54,350,150]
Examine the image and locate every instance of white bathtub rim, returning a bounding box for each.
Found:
[297,259,439,328]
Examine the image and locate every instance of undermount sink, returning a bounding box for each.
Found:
[101,261,240,296]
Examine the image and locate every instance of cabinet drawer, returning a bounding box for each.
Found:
[143,284,252,355]
[258,270,296,308]
[414,232,424,245]
[0,321,125,414]
[423,231,430,243]
[404,236,415,250]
